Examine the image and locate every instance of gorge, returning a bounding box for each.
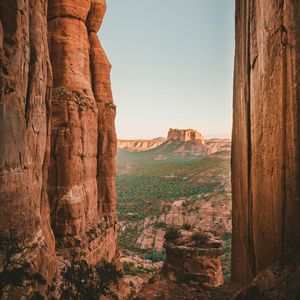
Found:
[1,0,300,299]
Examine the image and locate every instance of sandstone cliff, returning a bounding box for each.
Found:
[0,0,120,296]
[118,139,165,152]
[0,0,56,285]
[47,0,118,264]
[167,128,205,143]
[232,0,300,283]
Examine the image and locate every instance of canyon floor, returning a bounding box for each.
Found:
[116,137,232,295]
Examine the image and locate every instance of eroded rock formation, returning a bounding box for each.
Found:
[47,0,118,263]
[232,0,300,283]
[0,0,56,283]
[167,128,205,143]
[0,0,119,296]
[163,230,224,287]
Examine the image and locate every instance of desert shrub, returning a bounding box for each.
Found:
[165,228,180,240]
[143,248,166,262]
[122,262,153,276]
[164,228,180,241]
[181,223,192,230]
[153,221,167,229]
[191,231,209,247]
[0,226,46,299]
[123,262,138,276]
[59,257,121,300]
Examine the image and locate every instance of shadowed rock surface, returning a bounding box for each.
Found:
[0,0,56,285]
[232,0,300,283]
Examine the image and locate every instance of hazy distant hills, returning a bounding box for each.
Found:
[117,128,231,159]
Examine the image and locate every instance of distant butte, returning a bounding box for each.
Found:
[117,129,231,155]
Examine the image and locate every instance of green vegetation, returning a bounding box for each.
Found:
[116,148,232,279]
[164,228,180,241]
[143,248,166,262]
[221,233,232,283]
[153,221,167,229]
[181,223,193,230]
[58,258,121,300]
[0,227,46,299]
[122,262,155,276]
[191,231,209,247]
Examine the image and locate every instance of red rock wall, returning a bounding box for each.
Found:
[47,0,118,263]
[0,0,56,279]
[0,0,118,288]
[232,0,300,283]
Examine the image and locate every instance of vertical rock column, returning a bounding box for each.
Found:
[88,0,117,215]
[47,0,118,263]
[232,0,300,283]
[48,0,99,240]
[0,0,56,280]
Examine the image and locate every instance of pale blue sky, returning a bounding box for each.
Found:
[100,0,235,139]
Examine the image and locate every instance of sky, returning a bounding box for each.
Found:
[100,0,235,140]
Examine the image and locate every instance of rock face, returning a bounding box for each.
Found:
[231,252,300,300]
[0,0,56,282]
[118,139,165,152]
[167,128,205,143]
[154,128,209,158]
[47,0,118,263]
[163,230,224,287]
[0,0,119,295]
[232,0,300,283]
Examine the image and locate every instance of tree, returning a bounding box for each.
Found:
[59,255,122,300]
[0,224,46,298]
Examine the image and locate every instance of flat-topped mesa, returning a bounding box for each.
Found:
[167,128,205,144]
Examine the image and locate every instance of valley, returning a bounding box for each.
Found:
[116,129,232,293]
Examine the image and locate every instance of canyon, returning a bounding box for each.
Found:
[0,0,300,299]
[116,132,232,296]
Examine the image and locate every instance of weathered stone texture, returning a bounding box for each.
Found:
[167,128,205,143]
[232,0,300,283]
[47,0,118,263]
[164,230,224,287]
[0,0,56,280]
[0,0,119,292]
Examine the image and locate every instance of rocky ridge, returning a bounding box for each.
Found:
[118,139,165,152]
[118,129,231,157]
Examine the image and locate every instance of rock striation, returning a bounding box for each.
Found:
[0,0,56,284]
[167,128,205,143]
[0,0,120,296]
[47,0,118,263]
[163,230,224,287]
[118,139,165,152]
[232,0,300,283]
